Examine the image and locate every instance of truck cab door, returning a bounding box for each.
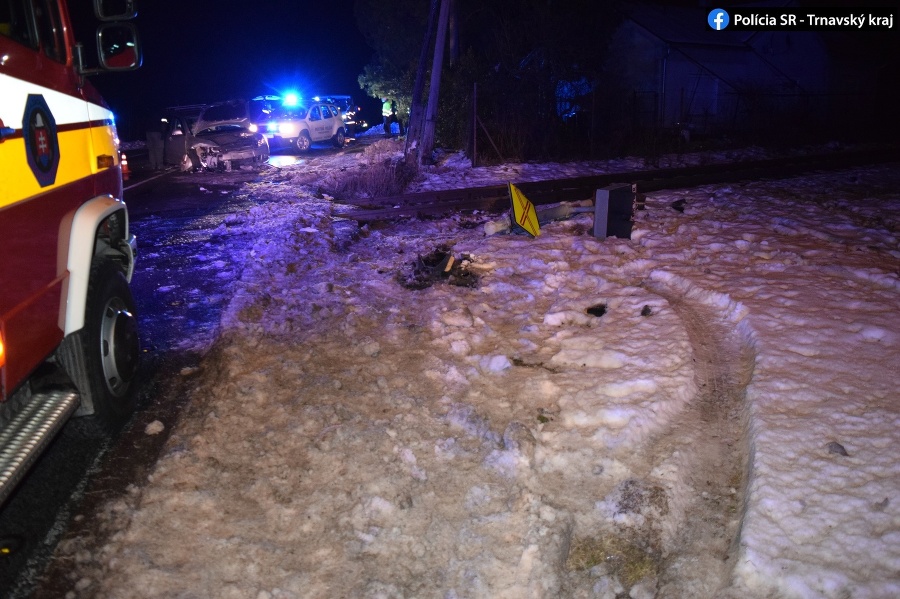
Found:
[0,0,95,394]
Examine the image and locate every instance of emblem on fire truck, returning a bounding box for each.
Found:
[23,94,60,187]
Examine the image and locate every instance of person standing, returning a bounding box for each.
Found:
[382,98,404,138]
[382,98,394,137]
[146,118,164,170]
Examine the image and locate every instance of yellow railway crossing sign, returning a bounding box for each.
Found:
[508,182,540,237]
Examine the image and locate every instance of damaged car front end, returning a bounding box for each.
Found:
[188,100,270,171]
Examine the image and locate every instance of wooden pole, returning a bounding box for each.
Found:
[418,0,451,166]
[404,0,439,160]
[473,82,477,167]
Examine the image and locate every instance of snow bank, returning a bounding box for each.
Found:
[58,153,900,599]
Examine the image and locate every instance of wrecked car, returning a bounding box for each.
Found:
[160,104,205,171]
[174,100,269,171]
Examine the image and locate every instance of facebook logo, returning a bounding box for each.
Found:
[708,9,730,30]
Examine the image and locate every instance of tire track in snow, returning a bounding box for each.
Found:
[638,279,756,597]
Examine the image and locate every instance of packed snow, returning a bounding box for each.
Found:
[53,138,899,599]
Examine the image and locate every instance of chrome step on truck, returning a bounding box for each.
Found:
[0,390,81,506]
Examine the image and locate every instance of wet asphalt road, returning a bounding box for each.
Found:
[0,153,273,598]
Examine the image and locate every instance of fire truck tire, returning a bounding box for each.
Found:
[58,259,139,436]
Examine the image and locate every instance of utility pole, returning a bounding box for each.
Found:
[404,0,440,161]
[418,0,451,166]
[472,82,477,167]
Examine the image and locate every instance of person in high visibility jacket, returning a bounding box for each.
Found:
[381,98,404,138]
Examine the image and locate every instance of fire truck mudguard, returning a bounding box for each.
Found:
[63,195,136,335]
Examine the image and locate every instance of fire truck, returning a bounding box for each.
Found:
[0,0,141,506]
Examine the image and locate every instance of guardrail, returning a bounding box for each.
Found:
[339,146,900,223]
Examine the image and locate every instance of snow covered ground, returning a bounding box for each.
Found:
[55,139,899,599]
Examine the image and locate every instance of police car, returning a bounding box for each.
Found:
[252,95,348,153]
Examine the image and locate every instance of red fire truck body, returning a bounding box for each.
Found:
[0,0,141,505]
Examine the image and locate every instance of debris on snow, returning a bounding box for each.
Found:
[396,245,478,289]
[826,441,850,457]
[143,420,165,435]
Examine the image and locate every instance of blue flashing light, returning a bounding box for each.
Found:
[282,92,300,107]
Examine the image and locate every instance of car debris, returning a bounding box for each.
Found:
[484,199,594,236]
[396,246,478,290]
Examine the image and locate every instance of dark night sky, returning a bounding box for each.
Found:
[71,0,898,140]
[71,0,378,138]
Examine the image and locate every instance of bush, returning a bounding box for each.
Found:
[321,140,419,201]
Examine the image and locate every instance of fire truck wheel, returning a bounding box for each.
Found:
[59,259,139,435]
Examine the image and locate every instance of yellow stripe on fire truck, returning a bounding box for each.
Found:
[0,73,120,209]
